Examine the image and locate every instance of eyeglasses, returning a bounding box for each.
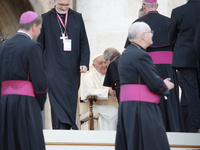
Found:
[143,30,154,35]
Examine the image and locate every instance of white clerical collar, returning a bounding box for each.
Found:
[17,30,32,39]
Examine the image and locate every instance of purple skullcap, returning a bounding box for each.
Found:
[20,11,38,24]
[144,0,157,3]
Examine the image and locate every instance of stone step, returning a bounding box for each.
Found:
[43,130,200,150]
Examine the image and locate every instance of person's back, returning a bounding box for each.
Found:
[140,6,183,132]
[125,12,170,48]
[169,0,200,68]
[125,0,183,132]
[0,11,47,150]
[119,46,145,84]
[169,0,200,132]
[1,35,39,80]
[138,13,169,47]
[195,22,200,78]
[116,22,171,150]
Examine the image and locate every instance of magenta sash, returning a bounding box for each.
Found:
[120,84,160,104]
[1,80,35,97]
[148,51,172,64]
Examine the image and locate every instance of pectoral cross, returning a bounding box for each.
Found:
[60,33,68,43]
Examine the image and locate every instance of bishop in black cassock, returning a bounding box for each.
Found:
[0,11,47,150]
[116,22,171,150]
[125,0,183,132]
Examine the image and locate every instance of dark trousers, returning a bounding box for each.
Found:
[177,72,191,132]
[177,69,200,132]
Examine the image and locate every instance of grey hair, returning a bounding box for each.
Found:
[128,22,149,41]
[19,15,42,31]
[103,47,121,62]
[138,7,145,18]
[143,0,157,9]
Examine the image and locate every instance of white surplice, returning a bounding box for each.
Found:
[80,69,118,130]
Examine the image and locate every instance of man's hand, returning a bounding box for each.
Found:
[164,78,174,90]
[80,65,88,73]
[109,89,116,96]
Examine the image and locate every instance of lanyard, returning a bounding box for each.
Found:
[55,8,69,37]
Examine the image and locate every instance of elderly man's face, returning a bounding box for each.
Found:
[55,0,70,14]
[143,28,153,46]
[93,56,108,75]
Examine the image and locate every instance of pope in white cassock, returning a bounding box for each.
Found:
[81,54,118,130]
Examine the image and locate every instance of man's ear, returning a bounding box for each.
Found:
[32,24,37,32]
[156,3,159,9]
[141,33,146,40]
[92,63,95,68]
[142,4,147,15]
[142,4,145,10]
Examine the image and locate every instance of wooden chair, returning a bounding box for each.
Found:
[79,95,99,130]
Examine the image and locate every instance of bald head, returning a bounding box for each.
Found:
[128,22,150,40]
[128,22,153,49]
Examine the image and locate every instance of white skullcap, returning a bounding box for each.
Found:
[93,54,103,62]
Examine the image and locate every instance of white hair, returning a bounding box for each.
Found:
[138,8,145,18]
[128,22,149,41]
[143,0,157,9]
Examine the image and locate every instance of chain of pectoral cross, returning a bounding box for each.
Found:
[56,16,68,43]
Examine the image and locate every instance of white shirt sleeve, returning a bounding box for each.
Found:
[80,70,109,100]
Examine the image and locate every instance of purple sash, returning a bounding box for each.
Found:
[148,51,172,64]
[1,80,35,97]
[120,84,160,104]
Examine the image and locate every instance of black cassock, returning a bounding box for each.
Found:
[38,8,90,129]
[103,56,120,102]
[195,23,200,79]
[0,33,47,150]
[125,11,183,132]
[115,43,170,150]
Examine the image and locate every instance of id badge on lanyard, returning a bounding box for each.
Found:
[64,39,72,51]
[56,8,72,52]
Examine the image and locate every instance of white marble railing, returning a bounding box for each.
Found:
[43,130,200,150]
